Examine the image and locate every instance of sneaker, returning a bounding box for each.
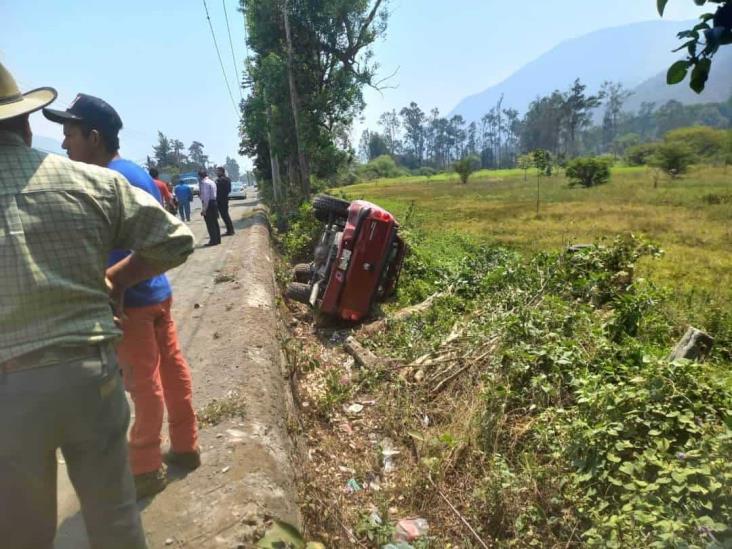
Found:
[163,449,201,471]
[134,466,168,500]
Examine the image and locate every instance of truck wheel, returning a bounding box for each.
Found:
[286,282,312,304]
[313,195,350,222]
[292,263,312,282]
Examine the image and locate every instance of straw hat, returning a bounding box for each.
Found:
[0,62,57,121]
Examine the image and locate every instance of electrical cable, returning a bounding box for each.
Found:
[202,0,239,115]
[222,0,244,102]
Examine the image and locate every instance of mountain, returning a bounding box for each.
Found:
[450,20,693,121]
[626,47,732,112]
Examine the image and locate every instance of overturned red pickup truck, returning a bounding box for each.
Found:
[286,195,406,322]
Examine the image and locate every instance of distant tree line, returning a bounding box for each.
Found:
[148,131,241,181]
[358,79,732,175]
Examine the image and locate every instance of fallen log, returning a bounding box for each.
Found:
[668,327,714,362]
[344,336,380,369]
[358,292,444,337]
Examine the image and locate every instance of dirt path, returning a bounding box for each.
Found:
[55,196,299,548]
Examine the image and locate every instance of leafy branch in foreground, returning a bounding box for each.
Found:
[658,0,732,92]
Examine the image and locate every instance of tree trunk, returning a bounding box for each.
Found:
[266,102,282,205]
[282,0,310,198]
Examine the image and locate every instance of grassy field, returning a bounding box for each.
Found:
[339,165,732,308]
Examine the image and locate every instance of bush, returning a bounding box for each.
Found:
[355,155,407,181]
[626,142,659,166]
[414,166,437,178]
[565,156,612,187]
[452,155,481,184]
[649,142,696,178]
[664,126,727,160]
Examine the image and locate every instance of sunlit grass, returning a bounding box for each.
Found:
[339,165,732,306]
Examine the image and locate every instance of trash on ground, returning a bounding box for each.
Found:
[344,403,364,415]
[381,438,400,474]
[345,478,362,493]
[394,517,429,542]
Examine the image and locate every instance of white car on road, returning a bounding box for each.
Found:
[229,181,247,200]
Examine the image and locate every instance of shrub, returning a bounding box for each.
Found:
[452,154,481,184]
[664,126,727,160]
[565,156,612,187]
[649,142,696,178]
[626,142,659,166]
[355,155,407,181]
[414,166,437,178]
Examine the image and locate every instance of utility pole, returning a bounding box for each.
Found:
[282,0,310,197]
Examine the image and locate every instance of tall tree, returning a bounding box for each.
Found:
[601,81,632,151]
[378,109,401,156]
[400,102,426,166]
[153,131,172,167]
[240,0,389,203]
[563,79,602,156]
[224,156,241,181]
[189,141,209,168]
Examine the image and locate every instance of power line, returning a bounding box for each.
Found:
[202,0,239,115]
[222,0,244,102]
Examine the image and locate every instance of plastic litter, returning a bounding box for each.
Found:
[345,478,362,493]
[394,518,429,542]
[344,403,364,415]
[380,438,400,474]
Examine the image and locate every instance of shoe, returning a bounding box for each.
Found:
[134,467,168,500]
[224,232,235,236]
[163,449,201,471]
[203,242,220,247]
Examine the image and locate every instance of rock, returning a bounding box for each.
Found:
[668,327,714,362]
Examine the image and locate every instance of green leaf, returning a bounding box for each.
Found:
[667,60,690,84]
[690,58,711,93]
[657,0,669,16]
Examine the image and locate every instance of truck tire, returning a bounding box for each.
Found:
[313,194,350,223]
[292,263,312,282]
[286,282,312,304]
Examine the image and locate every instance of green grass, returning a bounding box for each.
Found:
[339,165,732,310]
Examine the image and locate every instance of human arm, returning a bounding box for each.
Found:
[111,176,194,272]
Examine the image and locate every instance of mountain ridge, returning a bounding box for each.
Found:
[449,19,701,121]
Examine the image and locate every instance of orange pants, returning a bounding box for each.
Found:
[117,297,198,475]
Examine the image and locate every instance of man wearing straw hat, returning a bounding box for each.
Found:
[0,61,194,548]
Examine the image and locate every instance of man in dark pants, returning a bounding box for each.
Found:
[215,166,235,236]
[198,168,220,247]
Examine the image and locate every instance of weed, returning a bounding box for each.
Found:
[197,391,247,426]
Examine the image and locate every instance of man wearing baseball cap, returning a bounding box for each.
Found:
[0,62,194,547]
[44,93,202,500]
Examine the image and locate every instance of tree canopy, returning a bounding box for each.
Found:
[240,0,389,203]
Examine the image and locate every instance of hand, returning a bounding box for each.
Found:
[105,276,127,328]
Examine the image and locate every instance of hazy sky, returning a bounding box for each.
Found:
[2,0,702,168]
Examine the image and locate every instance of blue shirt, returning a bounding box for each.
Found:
[108,158,173,308]
[174,183,193,202]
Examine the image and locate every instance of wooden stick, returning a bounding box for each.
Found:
[427,475,490,549]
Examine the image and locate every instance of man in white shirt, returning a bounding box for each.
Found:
[198,168,220,247]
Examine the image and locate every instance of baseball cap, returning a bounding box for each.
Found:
[43,93,123,136]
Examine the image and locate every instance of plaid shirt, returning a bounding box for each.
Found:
[0,130,195,363]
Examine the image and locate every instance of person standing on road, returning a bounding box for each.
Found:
[215,165,234,236]
[0,62,194,549]
[199,168,220,246]
[44,94,202,500]
[174,179,193,221]
[148,166,176,214]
